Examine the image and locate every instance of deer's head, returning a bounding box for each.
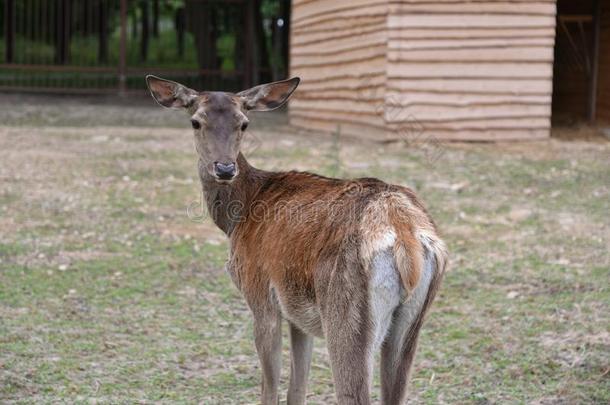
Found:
[146,75,300,183]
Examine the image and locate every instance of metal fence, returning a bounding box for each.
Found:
[0,0,289,94]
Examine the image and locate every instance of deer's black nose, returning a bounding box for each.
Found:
[213,162,236,180]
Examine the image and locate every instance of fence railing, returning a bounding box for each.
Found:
[0,0,287,94]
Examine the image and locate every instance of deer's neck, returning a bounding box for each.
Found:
[198,153,269,236]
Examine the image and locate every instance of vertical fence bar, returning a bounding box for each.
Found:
[55,0,71,65]
[5,0,15,63]
[34,0,40,65]
[589,0,601,123]
[281,0,291,79]
[42,0,48,65]
[244,0,253,89]
[29,0,35,66]
[140,0,149,62]
[119,0,128,94]
[99,0,109,65]
[285,0,291,77]
[22,0,26,64]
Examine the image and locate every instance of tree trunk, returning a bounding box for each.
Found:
[254,0,270,83]
[4,0,15,63]
[175,7,186,59]
[152,0,160,38]
[55,0,71,64]
[186,0,218,73]
[271,17,281,81]
[280,0,290,78]
[244,0,256,87]
[131,4,137,40]
[98,0,109,64]
[235,6,246,81]
[140,0,149,62]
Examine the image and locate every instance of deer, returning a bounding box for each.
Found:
[146,75,448,405]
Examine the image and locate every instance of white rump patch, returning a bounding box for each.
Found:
[361,229,396,262]
[382,247,436,361]
[373,230,396,252]
[369,249,402,351]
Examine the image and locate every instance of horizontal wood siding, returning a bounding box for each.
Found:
[597,4,610,123]
[290,0,557,141]
[386,0,556,140]
[290,0,388,139]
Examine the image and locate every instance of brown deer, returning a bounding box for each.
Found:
[146,75,448,405]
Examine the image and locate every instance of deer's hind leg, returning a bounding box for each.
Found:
[380,250,441,405]
[319,250,374,405]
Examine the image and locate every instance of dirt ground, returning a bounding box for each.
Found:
[0,95,609,404]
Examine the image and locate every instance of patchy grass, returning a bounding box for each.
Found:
[0,105,608,404]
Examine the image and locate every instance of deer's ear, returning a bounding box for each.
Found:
[146,75,198,109]
[238,77,300,111]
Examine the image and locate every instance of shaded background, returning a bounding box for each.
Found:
[0,0,289,92]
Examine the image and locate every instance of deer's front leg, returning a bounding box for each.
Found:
[287,323,313,405]
[253,306,282,405]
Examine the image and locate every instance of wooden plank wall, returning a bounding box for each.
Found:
[386,0,556,141]
[290,0,558,141]
[289,0,390,139]
[597,3,610,123]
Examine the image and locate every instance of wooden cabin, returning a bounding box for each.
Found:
[289,0,609,141]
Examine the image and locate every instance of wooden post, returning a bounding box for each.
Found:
[119,0,128,95]
[4,0,15,63]
[589,0,601,123]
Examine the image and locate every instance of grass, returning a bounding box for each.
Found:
[0,101,609,403]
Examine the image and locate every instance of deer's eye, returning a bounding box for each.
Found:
[241,122,248,132]
[191,119,201,130]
